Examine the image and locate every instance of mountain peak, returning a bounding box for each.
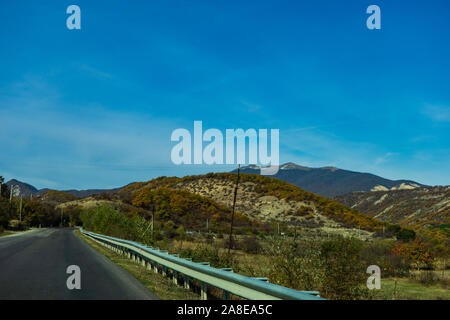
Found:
[280,162,311,170]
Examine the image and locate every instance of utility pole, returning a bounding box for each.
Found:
[151,204,155,238]
[19,196,22,222]
[228,164,240,255]
[152,205,155,235]
[61,208,63,227]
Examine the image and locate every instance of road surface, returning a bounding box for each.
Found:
[0,228,159,300]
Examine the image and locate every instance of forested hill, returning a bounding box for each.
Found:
[116,173,408,239]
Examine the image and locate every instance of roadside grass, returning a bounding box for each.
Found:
[75,230,200,300]
[76,233,449,300]
[0,229,31,237]
[371,278,450,300]
[0,230,14,237]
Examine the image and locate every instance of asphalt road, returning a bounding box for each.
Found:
[0,228,159,300]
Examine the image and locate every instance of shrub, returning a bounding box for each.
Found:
[179,244,236,269]
[396,228,416,242]
[241,236,262,254]
[266,237,369,300]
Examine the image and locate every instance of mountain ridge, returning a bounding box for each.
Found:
[5,179,124,198]
[233,163,426,197]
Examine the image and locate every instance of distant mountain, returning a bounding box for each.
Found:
[5,179,39,197]
[232,162,426,198]
[5,179,123,198]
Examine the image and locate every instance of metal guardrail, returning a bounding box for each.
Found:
[80,228,325,300]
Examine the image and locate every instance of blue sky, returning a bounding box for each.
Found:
[0,0,449,190]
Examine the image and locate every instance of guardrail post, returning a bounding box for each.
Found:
[141,256,146,267]
[173,271,178,285]
[153,263,158,274]
[184,275,190,289]
[146,260,152,270]
[162,266,167,277]
[201,282,207,300]
[223,291,230,300]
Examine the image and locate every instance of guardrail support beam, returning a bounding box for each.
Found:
[80,229,325,301]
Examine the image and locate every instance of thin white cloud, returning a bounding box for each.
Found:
[422,104,450,123]
[375,152,397,165]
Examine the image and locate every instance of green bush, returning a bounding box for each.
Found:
[179,244,236,269]
[267,237,369,300]
[396,228,416,242]
[241,236,262,254]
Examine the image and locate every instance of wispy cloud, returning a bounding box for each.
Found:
[422,104,450,123]
[375,152,397,165]
[78,64,114,80]
[0,77,182,189]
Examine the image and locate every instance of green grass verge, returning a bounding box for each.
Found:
[371,278,450,300]
[0,230,22,237]
[76,230,200,300]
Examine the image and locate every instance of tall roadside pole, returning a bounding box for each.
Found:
[228,164,240,255]
[151,204,155,238]
[19,196,22,222]
[138,204,155,245]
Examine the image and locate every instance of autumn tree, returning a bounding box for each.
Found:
[392,239,434,270]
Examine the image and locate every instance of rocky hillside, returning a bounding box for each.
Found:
[118,173,407,239]
[234,163,425,197]
[335,186,450,230]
